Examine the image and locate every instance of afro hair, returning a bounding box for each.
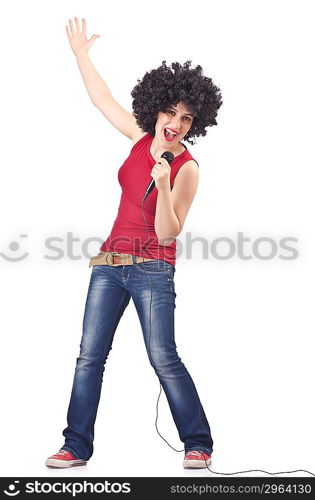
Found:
[130,60,223,146]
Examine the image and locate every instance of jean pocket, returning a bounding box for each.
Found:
[136,260,174,274]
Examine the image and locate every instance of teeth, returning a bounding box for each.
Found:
[165,128,177,136]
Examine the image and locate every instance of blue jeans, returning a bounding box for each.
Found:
[61,257,213,460]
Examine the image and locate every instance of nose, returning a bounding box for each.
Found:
[170,118,181,132]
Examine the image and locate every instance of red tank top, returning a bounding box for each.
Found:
[100,133,199,266]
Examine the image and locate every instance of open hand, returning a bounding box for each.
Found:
[66,17,100,56]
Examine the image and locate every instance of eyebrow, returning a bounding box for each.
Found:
[170,106,194,117]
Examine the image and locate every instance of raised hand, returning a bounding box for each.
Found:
[66,17,100,57]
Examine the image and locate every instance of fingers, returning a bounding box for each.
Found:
[74,16,80,33]
[157,157,170,167]
[66,17,85,37]
[82,18,86,35]
[65,24,71,41]
[152,161,169,175]
[68,18,75,36]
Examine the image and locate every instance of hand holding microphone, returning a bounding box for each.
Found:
[143,151,174,202]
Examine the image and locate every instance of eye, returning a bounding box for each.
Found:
[166,109,175,115]
[184,116,191,121]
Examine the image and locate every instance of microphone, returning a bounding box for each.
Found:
[142,150,175,202]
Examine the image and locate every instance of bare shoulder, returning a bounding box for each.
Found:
[180,159,199,168]
[131,130,148,147]
[173,159,199,181]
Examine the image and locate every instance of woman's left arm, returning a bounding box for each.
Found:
[154,160,199,246]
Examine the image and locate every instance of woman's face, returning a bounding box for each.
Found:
[155,101,194,147]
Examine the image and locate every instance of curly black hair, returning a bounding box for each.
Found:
[130,60,223,146]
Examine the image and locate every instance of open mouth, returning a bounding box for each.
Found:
[164,127,179,141]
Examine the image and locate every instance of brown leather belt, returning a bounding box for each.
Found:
[89,251,157,268]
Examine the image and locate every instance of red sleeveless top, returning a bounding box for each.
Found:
[100,133,198,266]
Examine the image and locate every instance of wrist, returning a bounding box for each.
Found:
[75,50,89,60]
[157,184,171,195]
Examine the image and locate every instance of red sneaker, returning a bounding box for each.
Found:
[45,449,87,468]
[183,450,212,469]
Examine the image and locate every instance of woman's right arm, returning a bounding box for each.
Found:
[66,17,142,140]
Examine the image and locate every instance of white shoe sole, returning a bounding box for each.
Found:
[183,457,212,469]
[45,458,87,468]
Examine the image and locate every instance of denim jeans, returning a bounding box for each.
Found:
[61,257,213,460]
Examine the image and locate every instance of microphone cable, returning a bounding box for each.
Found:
[141,194,182,453]
[141,186,315,478]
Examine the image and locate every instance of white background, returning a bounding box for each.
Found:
[0,0,314,478]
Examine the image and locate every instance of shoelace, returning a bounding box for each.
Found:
[56,450,70,456]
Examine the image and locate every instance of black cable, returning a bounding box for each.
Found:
[141,194,314,478]
[140,197,181,445]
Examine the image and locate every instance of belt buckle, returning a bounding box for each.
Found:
[110,252,127,266]
[106,252,115,266]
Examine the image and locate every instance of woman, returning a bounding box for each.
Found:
[46,17,222,470]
